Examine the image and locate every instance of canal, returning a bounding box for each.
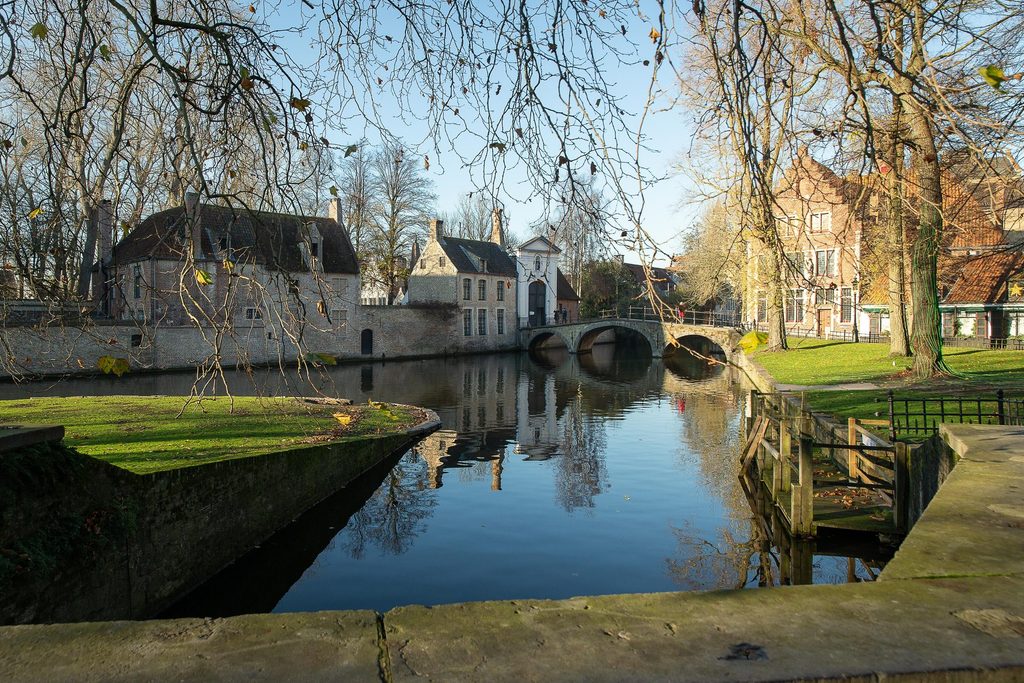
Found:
[3,343,887,616]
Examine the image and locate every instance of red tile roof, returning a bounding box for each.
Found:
[943,250,1024,305]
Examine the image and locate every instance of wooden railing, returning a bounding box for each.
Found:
[743,391,907,536]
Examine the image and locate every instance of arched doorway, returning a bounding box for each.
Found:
[528,280,546,326]
[361,328,373,355]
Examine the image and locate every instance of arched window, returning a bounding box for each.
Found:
[534,257,541,271]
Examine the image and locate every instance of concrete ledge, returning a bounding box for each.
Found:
[0,611,383,682]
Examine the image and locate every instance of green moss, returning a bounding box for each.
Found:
[0,397,423,474]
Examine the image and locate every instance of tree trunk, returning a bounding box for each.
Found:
[766,244,788,351]
[883,135,911,357]
[905,103,947,377]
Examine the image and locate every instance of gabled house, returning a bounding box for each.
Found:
[556,269,580,323]
[515,234,561,327]
[101,194,360,344]
[407,211,518,344]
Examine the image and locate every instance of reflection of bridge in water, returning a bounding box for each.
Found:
[520,318,743,360]
[413,344,742,491]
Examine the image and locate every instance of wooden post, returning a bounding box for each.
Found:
[847,417,860,482]
[894,441,910,533]
[791,435,814,537]
[791,539,814,585]
[774,418,790,498]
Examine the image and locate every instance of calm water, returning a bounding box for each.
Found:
[2,344,886,615]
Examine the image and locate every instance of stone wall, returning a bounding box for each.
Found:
[0,430,425,625]
[1,301,518,378]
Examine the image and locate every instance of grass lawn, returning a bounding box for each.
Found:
[0,396,424,474]
[754,337,1024,389]
[753,338,1024,439]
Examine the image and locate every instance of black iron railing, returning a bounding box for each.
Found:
[877,389,1024,441]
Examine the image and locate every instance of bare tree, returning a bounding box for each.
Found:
[367,140,436,304]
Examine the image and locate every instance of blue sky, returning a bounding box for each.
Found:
[270,2,702,265]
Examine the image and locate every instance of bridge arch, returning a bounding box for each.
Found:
[526,330,571,354]
[664,333,728,361]
[575,322,658,357]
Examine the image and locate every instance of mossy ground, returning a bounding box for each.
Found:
[0,396,423,474]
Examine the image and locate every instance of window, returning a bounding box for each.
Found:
[478,279,487,300]
[785,289,805,323]
[1008,310,1024,336]
[478,308,487,335]
[131,334,142,347]
[244,307,263,320]
[497,308,505,335]
[756,292,767,321]
[815,287,836,305]
[810,211,832,233]
[840,287,853,323]
[535,257,541,271]
[439,256,446,268]
[497,282,505,301]
[310,239,319,258]
[331,277,346,297]
[463,308,473,336]
[330,309,347,331]
[132,265,142,299]
[775,215,799,237]
[815,249,836,277]
[462,278,471,300]
[481,259,488,273]
[785,252,806,280]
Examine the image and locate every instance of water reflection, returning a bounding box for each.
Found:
[3,342,888,616]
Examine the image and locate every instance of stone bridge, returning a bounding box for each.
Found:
[519,318,743,359]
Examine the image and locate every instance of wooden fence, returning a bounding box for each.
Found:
[742,391,908,537]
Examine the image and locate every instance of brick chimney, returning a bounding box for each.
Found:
[328,197,343,223]
[184,191,202,259]
[429,218,443,242]
[490,207,504,247]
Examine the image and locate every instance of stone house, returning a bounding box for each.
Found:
[100,194,360,354]
[406,212,519,350]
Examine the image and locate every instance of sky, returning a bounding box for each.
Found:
[269,1,705,266]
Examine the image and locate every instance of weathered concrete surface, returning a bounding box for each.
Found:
[384,578,1024,682]
[881,424,1024,582]
[2,425,1023,682]
[0,612,382,682]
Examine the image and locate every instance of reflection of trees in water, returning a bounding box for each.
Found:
[343,452,438,558]
[555,390,608,512]
[666,519,776,590]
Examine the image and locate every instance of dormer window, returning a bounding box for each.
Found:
[481,259,487,273]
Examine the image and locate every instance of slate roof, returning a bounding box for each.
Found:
[436,236,517,276]
[556,269,579,301]
[112,203,358,274]
[624,262,675,289]
[943,250,1024,305]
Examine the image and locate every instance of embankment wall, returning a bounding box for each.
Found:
[0,421,434,625]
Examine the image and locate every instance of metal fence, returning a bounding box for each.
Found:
[877,389,1024,441]
[941,336,1024,350]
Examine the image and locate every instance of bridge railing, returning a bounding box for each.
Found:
[596,306,741,327]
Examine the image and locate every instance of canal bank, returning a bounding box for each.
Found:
[0,402,440,625]
[0,423,1021,681]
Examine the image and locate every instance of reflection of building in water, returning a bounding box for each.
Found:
[411,357,517,489]
[514,371,560,460]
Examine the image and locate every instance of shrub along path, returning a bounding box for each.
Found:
[0,396,424,474]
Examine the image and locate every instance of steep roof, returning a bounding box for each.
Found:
[436,236,517,276]
[943,250,1024,305]
[556,269,579,301]
[112,203,359,274]
[623,262,675,288]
